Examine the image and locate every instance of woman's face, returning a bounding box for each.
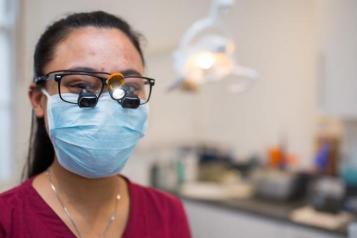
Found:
[31,26,144,120]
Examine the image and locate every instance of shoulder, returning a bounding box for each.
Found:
[128,181,182,210]
[0,179,34,233]
[128,179,185,213]
[0,179,32,210]
[0,179,33,207]
[0,179,31,200]
[125,179,191,237]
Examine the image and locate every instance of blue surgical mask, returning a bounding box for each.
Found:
[43,91,148,178]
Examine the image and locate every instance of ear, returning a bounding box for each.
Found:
[29,83,46,118]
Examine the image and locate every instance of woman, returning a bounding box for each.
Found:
[0,11,191,238]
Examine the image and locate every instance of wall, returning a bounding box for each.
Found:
[315,0,357,118]
[9,0,318,187]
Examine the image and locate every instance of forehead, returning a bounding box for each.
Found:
[43,26,144,74]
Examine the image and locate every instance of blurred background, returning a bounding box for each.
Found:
[1,0,357,237]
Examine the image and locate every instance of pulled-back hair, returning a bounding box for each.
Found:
[24,11,145,179]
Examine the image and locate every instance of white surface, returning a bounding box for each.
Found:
[180,182,253,200]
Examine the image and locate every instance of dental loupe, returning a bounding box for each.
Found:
[77,73,141,109]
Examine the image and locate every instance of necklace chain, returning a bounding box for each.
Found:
[47,170,121,238]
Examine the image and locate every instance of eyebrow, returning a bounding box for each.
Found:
[67,66,142,77]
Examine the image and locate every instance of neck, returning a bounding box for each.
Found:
[49,159,120,207]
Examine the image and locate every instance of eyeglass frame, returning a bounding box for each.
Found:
[34,69,156,105]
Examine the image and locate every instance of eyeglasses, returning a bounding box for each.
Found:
[34,70,155,108]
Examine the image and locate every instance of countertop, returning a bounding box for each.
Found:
[179,194,351,236]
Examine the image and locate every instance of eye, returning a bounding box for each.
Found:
[61,74,102,93]
[125,78,144,91]
[123,85,137,93]
[126,83,141,91]
[68,81,89,89]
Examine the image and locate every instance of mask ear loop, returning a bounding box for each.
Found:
[41,88,51,98]
[39,88,54,129]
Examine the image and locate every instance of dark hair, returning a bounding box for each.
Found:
[24,11,145,179]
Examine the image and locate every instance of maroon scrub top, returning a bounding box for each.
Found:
[0,176,191,238]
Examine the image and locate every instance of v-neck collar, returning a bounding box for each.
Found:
[25,176,135,238]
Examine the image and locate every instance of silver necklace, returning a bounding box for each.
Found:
[47,170,121,238]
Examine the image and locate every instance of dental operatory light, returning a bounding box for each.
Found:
[170,0,258,92]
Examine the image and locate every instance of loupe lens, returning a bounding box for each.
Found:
[121,95,140,109]
[78,89,98,108]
